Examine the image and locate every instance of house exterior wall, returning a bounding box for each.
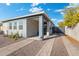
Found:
[3,23,8,35]
[3,18,27,38]
[65,23,79,41]
[27,19,38,37]
[2,14,54,39]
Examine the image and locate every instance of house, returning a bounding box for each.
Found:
[1,12,54,39]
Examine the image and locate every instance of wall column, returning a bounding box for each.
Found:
[39,15,44,39]
[46,21,50,36]
[23,19,27,38]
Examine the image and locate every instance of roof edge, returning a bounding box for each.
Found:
[1,11,53,24]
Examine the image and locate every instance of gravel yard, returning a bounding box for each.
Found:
[0,35,23,48]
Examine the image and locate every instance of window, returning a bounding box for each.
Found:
[9,23,12,29]
[14,22,17,29]
[19,21,23,30]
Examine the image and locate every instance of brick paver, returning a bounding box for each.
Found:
[36,38,55,56]
[8,40,46,56]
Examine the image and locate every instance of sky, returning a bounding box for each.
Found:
[0,3,70,26]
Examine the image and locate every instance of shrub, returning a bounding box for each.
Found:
[8,32,20,40]
[12,32,19,40]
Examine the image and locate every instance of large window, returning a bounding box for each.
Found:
[19,21,23,30]
[9,23,12,29]
[14,22,17,29]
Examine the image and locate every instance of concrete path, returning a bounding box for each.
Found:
[36,38,55,56]
[50,36,69,56]
[0,39,34,56]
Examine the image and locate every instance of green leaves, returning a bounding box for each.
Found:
[58,6,79,27]
[58,21,65,28]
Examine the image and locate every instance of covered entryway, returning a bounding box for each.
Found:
[26,15,52,39]
[27,16,39,37]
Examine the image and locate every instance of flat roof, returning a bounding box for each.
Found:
[1,12,53,24]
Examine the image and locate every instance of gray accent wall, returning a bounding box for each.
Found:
[27,19,38,37]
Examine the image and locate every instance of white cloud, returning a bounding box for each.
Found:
[29,7,43,13]
[31,3,40,7]
[54,9,64,15]
[6,3,10,6]
[54,9,64,12]
[57,19,63,23]
[60,12,64,15]
[16,8,26,11]
[51,18,63,25]
[55,3,79,15]
[51,18,57,21]
[47,8,51,11]
[66,3,79,8]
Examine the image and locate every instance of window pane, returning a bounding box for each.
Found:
[9,23,12,29]
[19,21,23,30]
[19,25,23,30]
[14,22,17,29]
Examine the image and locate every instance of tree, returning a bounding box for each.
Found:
[58,21,65,28]
[58,6,79,27]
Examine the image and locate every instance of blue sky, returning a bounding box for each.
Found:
[0,3,69,26]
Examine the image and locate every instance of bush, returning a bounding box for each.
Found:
[8,32,20,40]
[12,32,19,40]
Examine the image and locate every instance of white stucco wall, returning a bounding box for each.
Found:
[2,15,54,39]
[3,23,8,35]
[3,18,27,38]
[65,23,79,41]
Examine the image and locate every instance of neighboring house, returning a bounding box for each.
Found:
[1,12,54,39]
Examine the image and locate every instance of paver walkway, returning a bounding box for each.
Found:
[0,34,79,56]
[50,36,69,56]
[8,35,69,56]
[9,40,47,56]
[36,38,55,56]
